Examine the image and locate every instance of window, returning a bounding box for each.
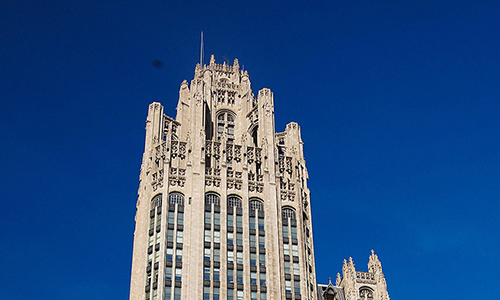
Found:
[216,111,236,142]
[206,193,220,206]
[259,236,265,248]
[228,196,242,209]
[169,193,184,206]
[167,229,174,242]
[260,273,266,286]
[176,231,183,243]
[250,235,256,247]
[165,267,172,280]
[250,272,257,284]
[168,212,175,224]
[282,207,296,219]
[284,243,290,255]
[249,199,263,211]
[175,268,182,281]
[203,287,210,300]
[166,248,173,261]
[214,249,220,262]
[176,249,182,262]
[294,281,301,294]
[152,194,162,208]
[359,288,374,300]
[285,280,292,293]
[259,254,266,267]
[205,212,211,224]
[250,253,257,266]
[164,287,171,300]
[284,261,290,274]
[249,217,255,229]
[213,288,220,300]
[258,218,264,230]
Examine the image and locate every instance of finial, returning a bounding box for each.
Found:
[233,58,240,70]
[328,277,332,284]
[336,273,341,286]
[210,54,215,65]
[371,249,375,255]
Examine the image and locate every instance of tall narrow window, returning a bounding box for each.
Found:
[146,194,163,297]
[216,111,235,143]
[282,206,299,297]
[164,193,184,300]
[204,193,221,299]
[249,198,266,297]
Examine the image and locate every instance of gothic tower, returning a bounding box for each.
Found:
[316,251,390,300]
[129,56,317,300]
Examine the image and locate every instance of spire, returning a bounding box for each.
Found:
[200,31,204,66]
[210,54,215,65]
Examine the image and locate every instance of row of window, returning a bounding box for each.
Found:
[149,192,302,300]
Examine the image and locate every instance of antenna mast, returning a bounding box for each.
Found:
[200,31,204,66]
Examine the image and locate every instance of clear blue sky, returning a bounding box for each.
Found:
[1,0,499,299]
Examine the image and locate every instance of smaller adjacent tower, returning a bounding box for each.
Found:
[317,251,390,300]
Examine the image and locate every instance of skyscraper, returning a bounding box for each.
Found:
[129,56,390,300]
[130,56,317,300]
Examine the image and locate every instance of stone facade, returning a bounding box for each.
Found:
[129,56,317,300]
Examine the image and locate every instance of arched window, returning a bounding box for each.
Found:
[282,207,296,220]
[205,193,220,206]
[151,194,162,208]
[169,193,184,206]
[228,195,242,209]
[359,288,374,300]
[216,111,235,143]
[249,199,264,211]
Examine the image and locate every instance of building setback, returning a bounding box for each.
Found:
[129,56,390,300]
